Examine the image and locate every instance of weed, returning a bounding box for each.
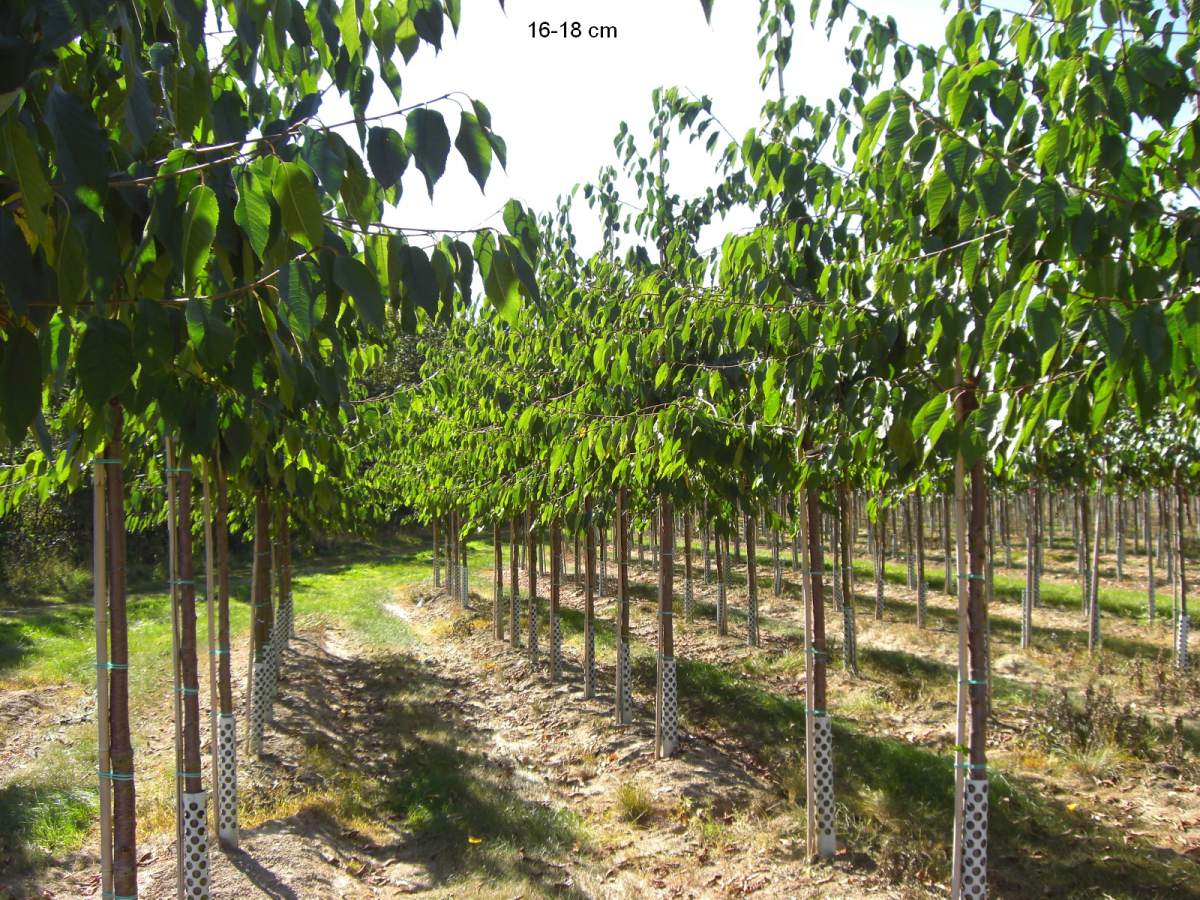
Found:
[613,781,653,826]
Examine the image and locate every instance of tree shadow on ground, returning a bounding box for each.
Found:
[638,643,1200,898]
[265,637,585,895]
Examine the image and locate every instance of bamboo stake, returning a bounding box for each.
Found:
[92,461,113,897]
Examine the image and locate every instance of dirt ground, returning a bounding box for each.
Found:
[2,539,1198,899]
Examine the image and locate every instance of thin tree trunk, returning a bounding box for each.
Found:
[1176,477,1189,668]
[916,495,927,628]
[174,470,203,796]
[1089,486,1103,651]
[746,511,759,647]
[549,519,561,681]
[527,506,538,664]
[105,407,137,899]
[904,497,915,589]
[215,461,233,715]
[584,499,596,697]
[1116,490,1125,581]
[656,495,677,758]
[874,512,885,620]
[716,532,728,636]
[1146,490,1156,622]
[839,484,857,674]
[943,493,954,596]
[509,517,519,647]
[493,523,503,640]
[615,490,632,724]
[683,510,694,621]
[1080,492,1092,617]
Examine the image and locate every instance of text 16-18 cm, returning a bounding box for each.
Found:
[529,21,618,39]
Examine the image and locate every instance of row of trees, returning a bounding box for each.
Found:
[376,2,1200,897]
[0,1,539,897]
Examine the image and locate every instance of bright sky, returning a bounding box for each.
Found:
[327,0,957,255]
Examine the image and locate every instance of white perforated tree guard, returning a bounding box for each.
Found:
[747,590,759,647]
[773,556,783,596]
[583,620,595,698]
[512,594,522,648]
[433,549,440,587]
[959,777,988,899]
[717,575,727,633]
[460,563,468,606]
[550,615,562,681]
[527,595,538,662]
[447,556,456,597]
[278,590,294,643]
[659,656,678,757]
[247,651,268,753]
[180,790,210,898]
[811,714,836,857]
[616,637,632,725]
[1177,614,1190,670]
[216,714,238,848]
[842,603,857,673]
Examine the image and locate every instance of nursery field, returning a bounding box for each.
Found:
[2,0,1198,898]
[2,524,1197,899]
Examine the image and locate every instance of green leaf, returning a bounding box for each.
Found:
[278,259,316,340]
[234,172,272,259]
[181,185,219,294]
[699,0,714,23]
[884,106,914,157]
[272,161,325,249]
[367,126,409,192]
[77,318,135,408]
[2,120,54,251]
[454,112,492,192]
[405,108,451,198]
[1,328,41,443]
[334,256,384,331]
[1035,123,1068,173]
[925,168,953,226]
[45,85,109,211]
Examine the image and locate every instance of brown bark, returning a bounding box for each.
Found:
[215,459,233,715]
[493,522,503,640]
[745,511,759,646]
[175,470,203,795]
[955,383,989,769]
[250,491,273,677]
[105,403,137,899]
[807,489,827,713]
[617,489,630,645]
[509,517,519,646]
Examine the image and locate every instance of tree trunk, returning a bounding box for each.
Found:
[615,490,632,724]
[527,506,538,664]
[874,512,885,620]
[1146,490,1156,622]
[916,495,927,628]
[584,499,596,697]
[104,406,138,899]
[1080,492,1092,617]
[549,519,562,681]
[839,484,857,674]
[509,517,520,647]
[432,518,440,587]
[683,510,694,621]
[173,469,203,797]
[716,532,728,636]
[215,462,233,715]
[656,495,677,758]
[493,523,503,640]
[1176,477,1189,669]
[943,493,953,595]
[247,491,274,755]
[1089,486,1103,651]
[746,511,759,647]
[904,498,915,589]
[1116,491,1125,581]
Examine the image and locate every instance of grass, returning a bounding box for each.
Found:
[613,781,654,825]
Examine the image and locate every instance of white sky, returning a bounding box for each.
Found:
[326,1,958,255]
